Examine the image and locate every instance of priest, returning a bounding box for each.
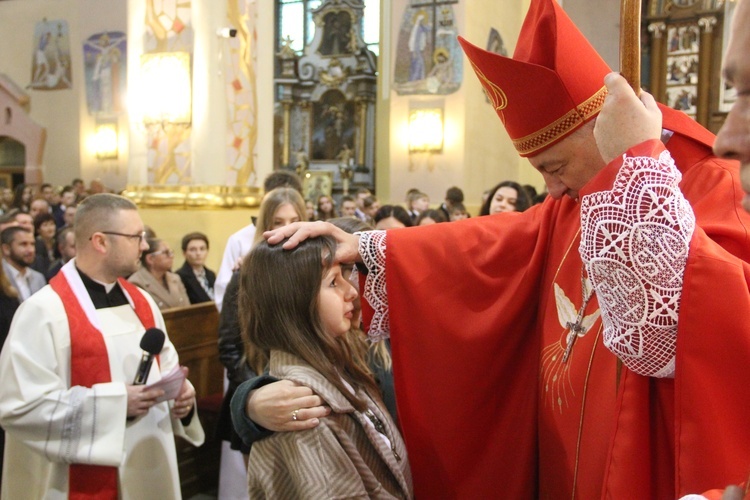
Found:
[0,193,204,499]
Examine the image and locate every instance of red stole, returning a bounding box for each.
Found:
[49,272,155,500]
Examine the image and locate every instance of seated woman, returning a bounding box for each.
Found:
[238,236,412,498]
[479,180,532,215]
[31,212,57,277]
[373,205,412,230]
[176,232,216,304]
[415,208,447,226]
[128,238,190,310]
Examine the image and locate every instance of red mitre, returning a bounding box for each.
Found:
[458,0,612,157]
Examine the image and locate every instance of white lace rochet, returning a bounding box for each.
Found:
[579,149,696,378]
[359,230,390,342]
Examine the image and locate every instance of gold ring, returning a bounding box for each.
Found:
[292,409,300,421]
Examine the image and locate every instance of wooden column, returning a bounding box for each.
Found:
[697,16,717,127]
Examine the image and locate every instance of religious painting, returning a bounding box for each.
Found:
[303,170,333,203]
[311,90,355,161]
[28,19,72,91]
[83,31,126,116]
[666,85,698,115]
[319,10,353,56]
[392,0,462,96]
[0,174,11,189]
[665,24,700,118]
[486,28,507,56]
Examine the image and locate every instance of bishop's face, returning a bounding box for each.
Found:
[528,121,606,201]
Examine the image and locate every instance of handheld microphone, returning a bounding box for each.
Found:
[133,328,165,385]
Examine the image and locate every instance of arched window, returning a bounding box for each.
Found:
[277,0,380,56]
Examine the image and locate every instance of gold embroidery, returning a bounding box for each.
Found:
[513,86,608,156]
[468,60,508,122]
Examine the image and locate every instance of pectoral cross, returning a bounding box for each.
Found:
[563,315,589,363]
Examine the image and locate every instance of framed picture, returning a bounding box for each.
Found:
[0,174,11,189]
[303,170,333,202]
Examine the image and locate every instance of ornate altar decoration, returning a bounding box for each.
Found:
[275,0,377,200]
[643,0,734,132]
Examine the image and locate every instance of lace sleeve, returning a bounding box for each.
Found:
[579,149,696,378]
[358,230,390,342]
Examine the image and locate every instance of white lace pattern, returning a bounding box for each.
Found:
[579,149,696,377]
[358,230,390,342]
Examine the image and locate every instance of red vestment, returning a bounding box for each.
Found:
[381,109,750,499]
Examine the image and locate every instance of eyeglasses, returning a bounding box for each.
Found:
[97,231,148,243]
[150,249,174,257]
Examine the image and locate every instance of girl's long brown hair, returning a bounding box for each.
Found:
[239,236,378,411]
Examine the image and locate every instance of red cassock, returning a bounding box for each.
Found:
[375,108,750,499]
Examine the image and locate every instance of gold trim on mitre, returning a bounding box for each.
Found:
[513,86,608,156]
[469,60,508,121]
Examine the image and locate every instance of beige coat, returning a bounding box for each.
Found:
[247,350,413,499]
[128,267,190,310]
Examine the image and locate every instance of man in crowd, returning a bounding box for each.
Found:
[237,0,750,497]
[0,193,204,498]
[339,195,358,218]
[29,197,50,220]
[46,225,76,280]
[353,187,371,222]
[1,226,45,302]
[52,185,76,228]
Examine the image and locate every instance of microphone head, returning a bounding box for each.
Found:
[140,328,165,354]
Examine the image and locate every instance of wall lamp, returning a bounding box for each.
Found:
[138,52,192,126]
[408,107,444,154]
[92,119,118,160]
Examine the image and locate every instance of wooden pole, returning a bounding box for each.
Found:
[620,0,643,93]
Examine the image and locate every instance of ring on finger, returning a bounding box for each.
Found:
[292,409,300,422]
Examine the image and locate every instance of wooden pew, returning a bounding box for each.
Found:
[162,301,224,498]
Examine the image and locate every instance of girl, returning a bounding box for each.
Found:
[479,180,532,215]
[239,236,412,499]
[315,194,336,221]
[217,186,307,456]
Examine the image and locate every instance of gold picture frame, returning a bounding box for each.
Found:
[0,174,12,189]
[303,170,333,202]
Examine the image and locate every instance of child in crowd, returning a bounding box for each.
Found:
[449,202,469,221]
[238,236,412,498]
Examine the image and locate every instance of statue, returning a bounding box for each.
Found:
[337,144,354,196]
[294,147,309,178]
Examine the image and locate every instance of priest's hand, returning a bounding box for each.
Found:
[594,72,662,164]
[264,221,362,263]
[246,379,330,432]
[171,379,196,420]
[126,385,165,418]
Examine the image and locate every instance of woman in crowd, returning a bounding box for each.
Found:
[373,205,412,230]
[10,184,32,213]
[479,180,532,215]
[238,235,412,498]
[315,194,336,221]
[32,212,57,277]
[176,232,216,304]
[128,238,190,310]
[416,208,447,226]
